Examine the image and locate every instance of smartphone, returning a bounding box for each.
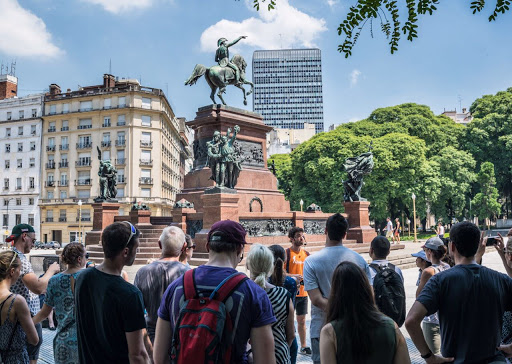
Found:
[486,236,498,246]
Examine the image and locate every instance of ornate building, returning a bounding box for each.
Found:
[41,74,190,244]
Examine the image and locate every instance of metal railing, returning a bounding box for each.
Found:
[115,158,126,165]
[139,159,153,166]
[101,141,111,147]
[76,143,92,149]
[59,161,69,168]
[60,144,69,151]
[75,160,91,167]
[140,140,153,148]
[139,177,153,184]
[45,181,55,187]
[115,140,126,147]
[45,162,55,169]
[75,179,92,186]
[46,145,56,152]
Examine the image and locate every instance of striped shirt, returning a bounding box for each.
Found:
[267,286,291,364]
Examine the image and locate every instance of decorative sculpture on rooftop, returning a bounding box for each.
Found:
[185,36,254,106]
[342,142,374,202]
[96,146,117,201]
[206,125,242,189]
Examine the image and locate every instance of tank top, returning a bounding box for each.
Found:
[331,315,396,364]
[0,294,29,364]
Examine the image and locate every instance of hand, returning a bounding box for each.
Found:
[48,262,60,274]
[498,343,512,357]
[426,354,455,363]
[476,231,486,262]
[495,233,506,256]
[234,125,240,133]
[241,35,247,39]
[227,127,232,134]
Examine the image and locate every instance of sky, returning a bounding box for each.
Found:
[1,0,512,130]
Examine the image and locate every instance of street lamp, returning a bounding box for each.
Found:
[300,199,304,212]
[407,219,411,237]
[78,200,83,244]
[412,193,418,243]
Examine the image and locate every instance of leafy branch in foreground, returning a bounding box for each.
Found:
[248,0,510,57]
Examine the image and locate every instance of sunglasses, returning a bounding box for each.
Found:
[124,222,137,248]
[186,245,196,250]
[85,252,90,259]
[9,251,18,267]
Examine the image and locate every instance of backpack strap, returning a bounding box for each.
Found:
[305,250,310,257]
[369,263,382,273]
[183,269,198,300]
[388,263,396,271]
[210,272,248,302]
[285,248,291,273]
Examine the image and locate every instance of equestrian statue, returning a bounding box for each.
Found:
[185,36,254,106]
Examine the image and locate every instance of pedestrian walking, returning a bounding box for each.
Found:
[385,217,394,240]
[393,218,401,244]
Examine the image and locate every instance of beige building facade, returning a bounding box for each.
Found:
[41,74,189,243]
[267,122,316,156]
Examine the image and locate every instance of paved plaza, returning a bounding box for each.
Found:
[36,245,506,363]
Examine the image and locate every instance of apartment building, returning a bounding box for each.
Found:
[0,74,44,243]
[41,74,189,244]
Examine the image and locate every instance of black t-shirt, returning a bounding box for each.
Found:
[76,267,146,364]
[417,264,512,364]
[133,261,189,338]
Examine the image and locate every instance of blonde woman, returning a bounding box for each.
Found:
[246,244,295,364]
[0,251,39,364]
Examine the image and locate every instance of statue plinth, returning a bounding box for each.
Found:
[85,202,120,246]
[130,210,151,225]
[344,201,377,244]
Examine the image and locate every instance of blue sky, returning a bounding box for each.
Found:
[1,0,512,129]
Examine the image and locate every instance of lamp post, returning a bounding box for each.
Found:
[78,200,83,244]
[300,199,304,212]
[412,193,418,243]
[407,219,411,237]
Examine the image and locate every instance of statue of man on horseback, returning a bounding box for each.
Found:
[185,35,254,106]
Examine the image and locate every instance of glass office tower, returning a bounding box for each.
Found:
[252,48,324,133]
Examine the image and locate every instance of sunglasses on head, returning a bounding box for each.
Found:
[9,251,18,267]
[124,222,137,248]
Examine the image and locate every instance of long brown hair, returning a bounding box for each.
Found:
[268,245,286,286]
[326,261,383,361]
[0,251,21,281]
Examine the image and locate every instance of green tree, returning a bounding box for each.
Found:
[268,153,293,198]
[472,162,501,229]
[250,0,509,57]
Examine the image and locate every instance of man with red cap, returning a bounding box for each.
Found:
[153,220,277,364]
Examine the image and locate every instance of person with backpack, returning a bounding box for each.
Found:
[319,261,410,364]
[153,220,276,364]
[285,227,311,356]
[246,244,295,364]
[303,213,371,364]
[415,237,449,356]
[368,236,406,327]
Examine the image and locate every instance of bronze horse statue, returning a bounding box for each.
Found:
[185,54,254,106]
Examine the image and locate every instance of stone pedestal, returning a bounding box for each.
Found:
[344,201,377,244]
[194,193,240,252]
[129,210,151,225]
[85,202,120,246]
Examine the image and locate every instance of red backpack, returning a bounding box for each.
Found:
[170,269,248,364]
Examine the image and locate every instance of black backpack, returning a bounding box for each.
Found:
[370,263,406,327]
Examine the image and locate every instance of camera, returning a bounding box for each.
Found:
[486,236,498,246]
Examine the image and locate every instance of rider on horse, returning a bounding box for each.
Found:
[215,36,246,86]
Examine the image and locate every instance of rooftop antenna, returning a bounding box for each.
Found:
[0,62,4,75]
[457,95,462,113]
[109,58,112,74]
[10,60,16,76]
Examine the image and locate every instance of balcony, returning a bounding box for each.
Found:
[139,177,153,185]
[72,198,89,203]
[101,141,111,148]
[76,143,92,149]
[140,140,153,148]
[59,161,69,168]
[117,120,126,126]
[61,126,69,131]
[75,179,92,186]
[15,186,21,190]
[76,216,91,222]
[117,176,126,183]
[79,108,92,112]
[46,145,56,152]
[139,159,153,166]
[58,180,69,187]
[59,217,67,222]
[45,181,55,187]
[60,144,69,151]
[45,162,56,169]
[2,186,8,191]
[45,217,54,222]
[115,140,126,147]
[75,160,91,167]
[48,127,56,133]
[115,158,126,165]
[30,146,36,151]
[102,122,111,128]
[77,125,92,130]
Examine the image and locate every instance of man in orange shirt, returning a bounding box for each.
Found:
[285,227,311,356]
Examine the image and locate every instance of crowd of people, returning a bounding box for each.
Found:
[1,218,512,364]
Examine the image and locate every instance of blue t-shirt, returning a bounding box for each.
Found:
[417,264,512,364]
[158,265,276,364]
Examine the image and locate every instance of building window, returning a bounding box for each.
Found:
[5,128,10,137]
[62,103,69,113]
[78,190,90,198]
[19,110,24,119]
[17,143,23,152]
[59,210,66,222]
[31,125,36,135]
[16,198,21,206]
[117,114,126,126]
[141,115,151,127]
[28,214,34,226]
[29,158,35,168]
[3,179,9,190]
[80,101,92,111]
[31,109,37,118]
[16,178,21,190]
[141,188,151,197]
[15,214,21,225]
[47,191,54,199]
[46,210,53,222]
[118,96,126,107]
[61,120,69,131]
[29,178,35,189]
[4,161,9,169]
[60,190,67,199]
[17,159,22,168]
[49,104,56,114]
[142,98,151,109]
[103,117,111,127]
[117,188,124,197]
[3,199,8,206]
[104,98,111,109]
[3,214,8,227]
[30,141,36,151]
[6,112,11,121]
[29,198,34,205]
[18,126,23,136]
[78,119,92,129]
[48,121,56,133]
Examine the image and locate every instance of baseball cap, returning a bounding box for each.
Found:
[208,220,247,246]
[411,250,430,262]
[423,237,444,251]
[6,224,35,242]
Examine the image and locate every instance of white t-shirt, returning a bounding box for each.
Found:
[439,225,445,236]
[386,221,393,231]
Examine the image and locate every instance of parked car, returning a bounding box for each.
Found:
[33,241,44,249]
[44,241,61,250]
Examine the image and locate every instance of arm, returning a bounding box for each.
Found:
[307,288,328,312]
[416,268,434,298]
[285,300,295,346]
[14,296,39,346]
[250,324,276,364]
[475,231,486,265]
[22,262,60,295]
[142,328,153,362]
[495,233,512,277]
[32,303,53,325]
[153,318,171,364]
[405,301,453,363]
[125,329,151,364]
[319,324,336,364]
[226,36,247,47]
[393,324,411,364]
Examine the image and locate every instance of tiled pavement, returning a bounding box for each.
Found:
[38,248,508,364]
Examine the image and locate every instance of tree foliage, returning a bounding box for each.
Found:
[249,0,510,57]
[472,162,501,227]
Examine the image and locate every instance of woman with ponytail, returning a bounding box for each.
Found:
[246,244,295,364]
[0,250,38,364]
[33,243,87,364]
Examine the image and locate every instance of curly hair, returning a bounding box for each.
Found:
[61,242,86,266]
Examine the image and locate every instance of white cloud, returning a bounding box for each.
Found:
[350,69,361,87]
[81,0,154,14]
[0,0,63,58]
[327,0,339,8]
[200,0,327,52]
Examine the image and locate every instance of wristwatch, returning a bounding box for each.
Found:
[421,350,433,359]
